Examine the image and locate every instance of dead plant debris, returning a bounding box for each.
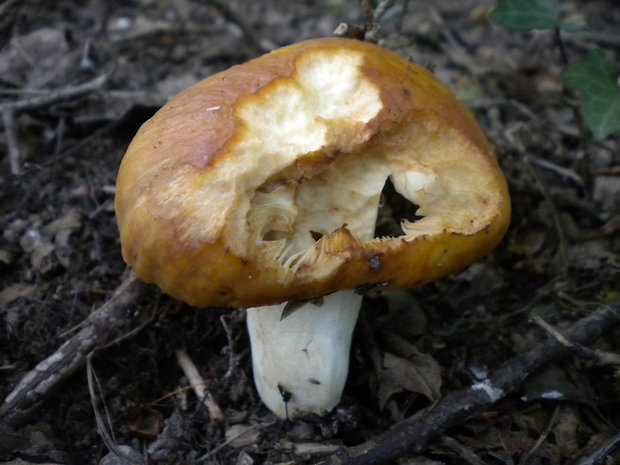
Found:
[1,1,619,464]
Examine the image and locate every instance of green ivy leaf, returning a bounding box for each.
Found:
[491,0,586,32]
[563,51,620,140]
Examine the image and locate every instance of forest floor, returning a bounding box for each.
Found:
[1,1,619,464]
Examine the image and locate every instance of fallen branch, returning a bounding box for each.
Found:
[0,272,147,426]
[318,301,620,465]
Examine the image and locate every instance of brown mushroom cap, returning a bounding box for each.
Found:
[115,38,511,308]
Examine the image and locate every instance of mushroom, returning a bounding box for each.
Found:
[115,38,511,419]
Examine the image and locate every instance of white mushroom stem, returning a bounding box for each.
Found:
[246,290,362,419]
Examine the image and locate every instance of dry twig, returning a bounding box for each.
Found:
[362,0,396,43]
[87,357,144,465]
[517,404,560,465]
[219,314,242,379]
[317,301,620,465]
[0,272,147,426]
[197,0,269,54]
[533,314,620,366]
[175,348,225,421]
[577,432,620,465]
[0,73,109,113]
[439,435,485,465]
[334,0,396,42]
[525,155,570,274]
[1,74,109,175]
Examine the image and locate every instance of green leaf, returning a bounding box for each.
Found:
[563,51,620,140]
[491,0,587,32]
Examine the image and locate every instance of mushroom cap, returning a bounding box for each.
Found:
[115,38,511,309]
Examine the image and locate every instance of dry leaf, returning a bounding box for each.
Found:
[225,424,262,448]
[235,451,255,465]
[552,407,580,457]
[126,406,163,439]
[377,351,442,409]
[0,27,71,88]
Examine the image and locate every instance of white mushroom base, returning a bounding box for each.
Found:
[246,290,362,419]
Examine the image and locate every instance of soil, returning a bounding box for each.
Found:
[1,1,619,464]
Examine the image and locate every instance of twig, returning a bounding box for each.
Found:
[0,74,109,175]
[527,156,584,188]
[439,436,485,465]
[525,155,569,274]
[577,432,620,465]
[87,358,145,465]
[0,73,109,113]
[274,441,343,457]
[427,7,489,77]
[2,109,20,175]
[517,404,560,465]
[586,215,620,240]
[198,0,268,54]
[333,22,365,40]
[334,0,397,42]
[0,272,147,426]
[196,423,270,462]
[567,31,620,47]
[554,28,569,67]
[532,314,620,366]
[362,0,396,43]
[219,314,242,379]
[0,0,21,18]
[395,0,410,32]
[175,348,225,421]
[530,315,572,347]
[368,0,396,24]
[316,301,620,465]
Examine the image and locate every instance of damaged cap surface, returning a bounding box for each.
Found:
[115,38,511,308]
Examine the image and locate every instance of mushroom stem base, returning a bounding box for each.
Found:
[246,290,362,419]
